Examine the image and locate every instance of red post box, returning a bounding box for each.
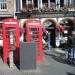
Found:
[2,18,20,63]
[26,20,43,62]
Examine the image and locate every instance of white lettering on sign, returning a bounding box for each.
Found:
[4,22,17,24]
[28,23,40,25]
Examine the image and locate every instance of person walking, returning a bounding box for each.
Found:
[70,31,75,63]
[47,32,51,50]
[67,31,75,63]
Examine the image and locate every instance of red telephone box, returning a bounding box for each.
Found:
[26,20,43,62]
[2,18,20,63]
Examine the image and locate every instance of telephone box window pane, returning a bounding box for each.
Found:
[31,28,37,31]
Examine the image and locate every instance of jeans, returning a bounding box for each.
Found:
[67,47,75,62]
[48,41,51,50]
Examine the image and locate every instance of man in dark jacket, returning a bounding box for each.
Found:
[71,35,75,46]
[67,31,75,63]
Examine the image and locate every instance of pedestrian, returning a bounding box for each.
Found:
[67,31,75,63]
[60,36,65,48]
[70,31,75,62]
[47,32,51,50]
[42,30,48,50]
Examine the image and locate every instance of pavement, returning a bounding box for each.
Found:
[0,48,75,75]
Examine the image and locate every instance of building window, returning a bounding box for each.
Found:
[28,0,32,4]
[34,0,38,7]
[0,0,7,10]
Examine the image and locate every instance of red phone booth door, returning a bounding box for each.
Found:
[26,20,43,62]
[2,18,20,63]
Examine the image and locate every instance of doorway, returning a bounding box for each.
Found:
[43,19,56,49]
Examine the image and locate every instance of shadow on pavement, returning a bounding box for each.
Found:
[15,62,20,70]
[67,72,75,75]
[44,51,75,67]
[0,46,3,58]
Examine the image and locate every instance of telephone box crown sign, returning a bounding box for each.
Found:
[3,18,19,25]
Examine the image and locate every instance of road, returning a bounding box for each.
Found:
[0,48,75,75]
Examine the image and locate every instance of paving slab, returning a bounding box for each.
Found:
[0,48,75,75]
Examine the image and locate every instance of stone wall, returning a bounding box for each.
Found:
[0,0,15,17]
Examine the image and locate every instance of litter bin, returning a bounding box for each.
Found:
[20,41,36,70]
